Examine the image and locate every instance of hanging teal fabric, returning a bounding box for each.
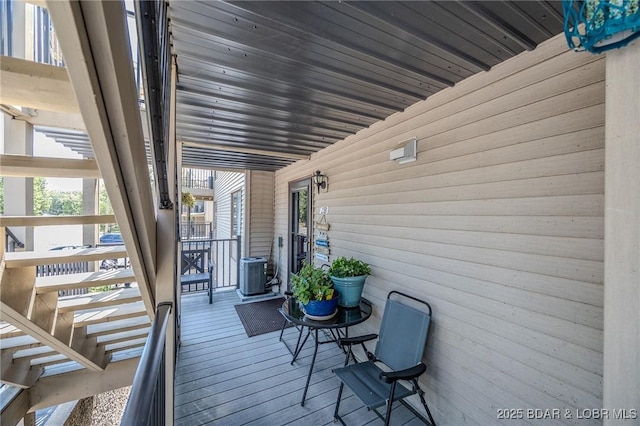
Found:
[563,0,640,53]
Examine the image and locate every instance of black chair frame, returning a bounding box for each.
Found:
[333,291,436,426]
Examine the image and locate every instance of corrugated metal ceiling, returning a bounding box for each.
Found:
[41,1,565,172]
[170,1,564,171]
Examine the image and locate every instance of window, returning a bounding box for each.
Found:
[193,200,205,213]
[231,190,242,237]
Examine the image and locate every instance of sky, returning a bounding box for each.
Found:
[34,131,83,192]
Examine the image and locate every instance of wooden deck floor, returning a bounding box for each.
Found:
[174,291,423,426]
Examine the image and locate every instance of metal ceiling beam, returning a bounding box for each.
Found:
[135,0,172,210]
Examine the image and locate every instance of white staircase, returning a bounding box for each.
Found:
[0,156,151,394]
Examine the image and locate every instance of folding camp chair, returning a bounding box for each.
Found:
[333,291,436,426]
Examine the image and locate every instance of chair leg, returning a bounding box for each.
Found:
[413,381,437,426]
[384,382,397,426]
[333,382,345,424]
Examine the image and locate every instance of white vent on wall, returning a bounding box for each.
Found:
[389,137,417,164]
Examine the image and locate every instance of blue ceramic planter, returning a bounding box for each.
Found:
[330,275,367,307]
[303,295,339,316]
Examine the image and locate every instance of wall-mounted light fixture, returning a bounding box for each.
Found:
[313,170,327,194]
[390,137,417,164]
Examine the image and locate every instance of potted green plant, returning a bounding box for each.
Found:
[328,256,371,307]
[291,262,339,318]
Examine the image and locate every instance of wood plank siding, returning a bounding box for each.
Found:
[273,34,605,425]
[246,170,275,260]
[213,171,245,241]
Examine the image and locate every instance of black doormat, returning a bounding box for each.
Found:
[234,297,291,337]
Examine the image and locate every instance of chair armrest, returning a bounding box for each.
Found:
[208,261,214,273]
[380,362,426,383]
[338,334,378,347]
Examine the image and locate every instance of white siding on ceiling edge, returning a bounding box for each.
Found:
[273,33,604,426]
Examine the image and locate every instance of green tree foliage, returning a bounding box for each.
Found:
[2,177,52,215]
[99,184,113,215]
[48,190,82,215]
[4,179,118,232]
[99,184,119,233]
[34,177,82,216]
[33,177,51,215]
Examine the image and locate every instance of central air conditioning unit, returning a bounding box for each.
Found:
[239,257,267,295]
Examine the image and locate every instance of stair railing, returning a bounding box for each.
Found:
[121,302,172,426]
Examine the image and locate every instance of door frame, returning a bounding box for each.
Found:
[288,178,312,282]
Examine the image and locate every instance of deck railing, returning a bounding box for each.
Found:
[180,237,240,293]
[180,221,213,240]
[182,168,215,190]
[36,262,91,297]
[4,227,24,252]
[121,302,172,426]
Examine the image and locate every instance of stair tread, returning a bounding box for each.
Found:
[105,337,147,353]
[0,334,40,351]
[0,214,116,227]
[73,301,148,327]
[14,345,56,360]
[5,246,128,268]
[0,322,24,339]
[31,353,69,367]
[41,349,141,378]
[36,269,135,293]
[0,154,100,179]
[86,316,151,337]
[97,328,149,345]
[58,287,141,312]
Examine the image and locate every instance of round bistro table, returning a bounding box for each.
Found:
[279,297,373,406]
